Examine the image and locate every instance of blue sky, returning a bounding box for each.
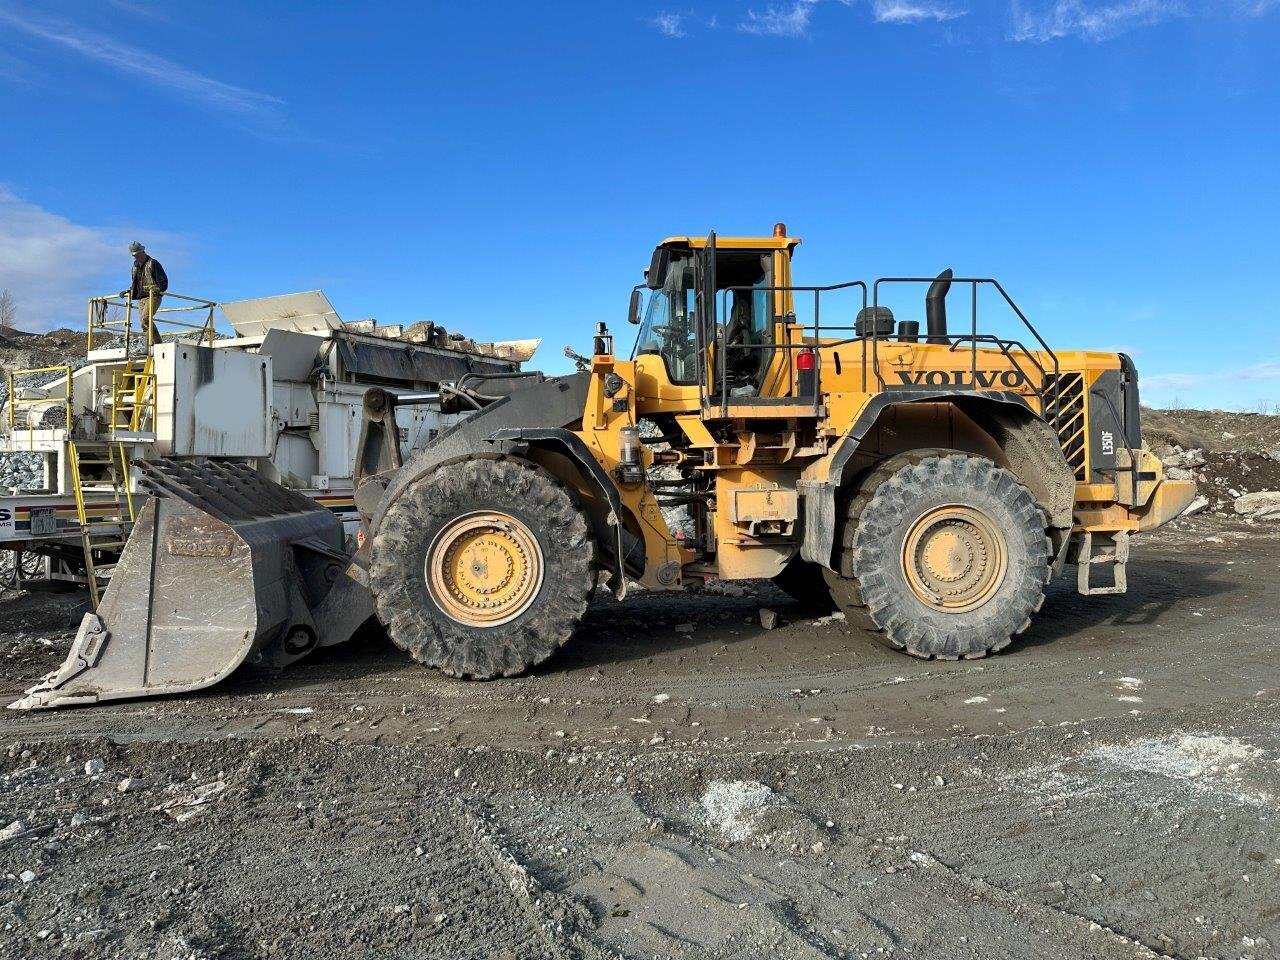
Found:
[0,0,1277,410]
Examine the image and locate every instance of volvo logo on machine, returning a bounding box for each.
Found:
[895,369,1028,389]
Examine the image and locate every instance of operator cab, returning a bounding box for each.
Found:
[631,225,800,401]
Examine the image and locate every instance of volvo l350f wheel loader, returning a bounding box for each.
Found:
[12,225,1197,709]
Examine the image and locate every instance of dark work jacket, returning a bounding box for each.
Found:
[130,256,169,301]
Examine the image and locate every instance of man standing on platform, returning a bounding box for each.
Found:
[123,241,168,346]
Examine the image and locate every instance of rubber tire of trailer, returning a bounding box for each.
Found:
[826,451,1051,660]
[369,455,596,678]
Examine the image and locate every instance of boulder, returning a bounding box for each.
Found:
[1233,491,1280,516]
[1179,495,1209,518]
[1162,448,1205,469]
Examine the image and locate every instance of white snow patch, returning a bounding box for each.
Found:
[810,611,847,626]
[700,780,781,843]
[1102,735,1261,778]
[1012,765,1098,806]
[1010,733,1272,811]
[963,696,989,705]
[1092,734,1270,807]
[1116,677,1144,690]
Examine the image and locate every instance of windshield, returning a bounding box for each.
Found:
[634,254,699,385]
[633,249,776,389]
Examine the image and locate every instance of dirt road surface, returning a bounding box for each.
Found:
[1,514,1277,959]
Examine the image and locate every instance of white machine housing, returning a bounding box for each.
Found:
[1,291,538,568]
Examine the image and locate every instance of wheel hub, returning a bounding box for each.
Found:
[426,512,544,627]
[902,506,1007,613]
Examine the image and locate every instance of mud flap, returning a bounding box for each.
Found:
[10,460,369,710]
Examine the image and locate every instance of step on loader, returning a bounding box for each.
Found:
[12,225,1197,709]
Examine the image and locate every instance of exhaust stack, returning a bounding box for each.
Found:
[925,268,953,345]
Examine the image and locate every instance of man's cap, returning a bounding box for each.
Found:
[129,241,146,254]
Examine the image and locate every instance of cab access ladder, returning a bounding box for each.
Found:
[67,358,153,606]
[68,441,136,607]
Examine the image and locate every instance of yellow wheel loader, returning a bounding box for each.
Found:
[12,225,1197,709]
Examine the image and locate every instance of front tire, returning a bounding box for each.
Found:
[369,456,596,678]
[835,453,1050,659]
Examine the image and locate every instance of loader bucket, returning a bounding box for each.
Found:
[10,460,371,710]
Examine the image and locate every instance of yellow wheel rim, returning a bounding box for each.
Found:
[426,511,544,627]
[901,505,1007,613]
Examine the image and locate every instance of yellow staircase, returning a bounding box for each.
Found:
[110,357,156,434]
[67,359,153,606]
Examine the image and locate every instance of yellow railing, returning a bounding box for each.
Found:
[87,291,218,354]
[5,364,72,443]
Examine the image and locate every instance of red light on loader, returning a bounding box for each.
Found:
[796,349,816,371]
[773,222,787,238]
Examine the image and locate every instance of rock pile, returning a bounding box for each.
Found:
[0,453,44,492]
[1,326,94,493]
[1155,444,1280,521]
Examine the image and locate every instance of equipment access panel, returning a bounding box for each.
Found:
[152,343,273,458]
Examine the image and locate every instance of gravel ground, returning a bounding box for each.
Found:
[1,514,1278,959]
[2,328,1278,957]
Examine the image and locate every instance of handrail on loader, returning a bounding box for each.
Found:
[86,291,218,355]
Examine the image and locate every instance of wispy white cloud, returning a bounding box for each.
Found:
[1144,359,1280,393]
[105,0,169,19]
[0,187,182,331]
[1009,0,1187,42]
[1010,0,1278,42]
[0,6,284,124]
[740,0,821,36]
[871,1,967,23]
[651,11,688,37]
[650,9,724,37]
[737,0,966,37]
[681,0,1266,42]
[1231,0,1279,14]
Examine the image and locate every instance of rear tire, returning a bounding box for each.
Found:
[369,456,596,678]
[832,452,1049,659]
[824,451,948,631]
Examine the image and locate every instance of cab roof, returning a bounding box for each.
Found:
[658,232,801,252]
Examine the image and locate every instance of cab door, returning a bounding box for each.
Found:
[695,231,718,400]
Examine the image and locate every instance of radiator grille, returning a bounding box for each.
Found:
[1044,373,1086,481]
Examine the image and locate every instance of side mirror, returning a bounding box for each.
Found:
[627,286,643,325]
[647,247,671,289]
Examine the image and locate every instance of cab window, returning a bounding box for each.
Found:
[635,249,775,389]
[635,254,699,385]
